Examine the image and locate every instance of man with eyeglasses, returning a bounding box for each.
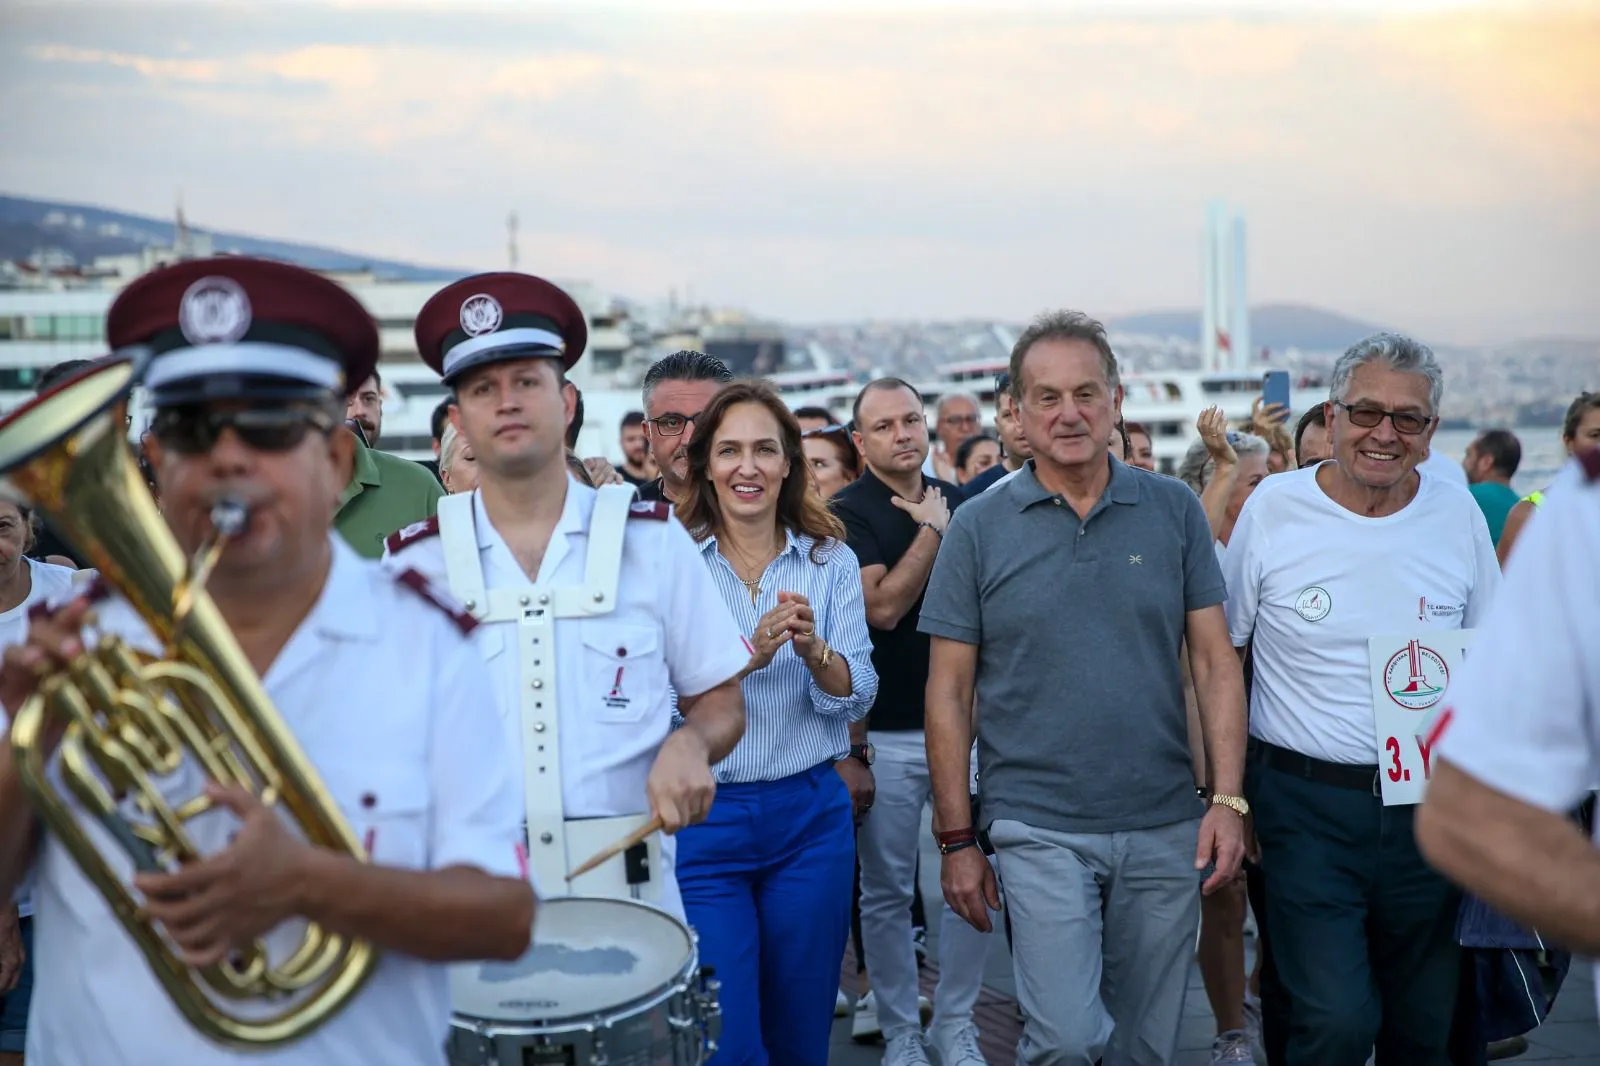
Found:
[633,350,734,505]
[0,256,535,1065]
[959,373,1032,497]
[924,392,981,485]
[1220,333,1500,1065]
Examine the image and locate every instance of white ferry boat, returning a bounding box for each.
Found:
[0,273,1320,474]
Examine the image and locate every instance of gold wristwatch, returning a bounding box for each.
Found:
[1210,793,1250,818]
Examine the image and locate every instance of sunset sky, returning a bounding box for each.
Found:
[2,0,1595,343]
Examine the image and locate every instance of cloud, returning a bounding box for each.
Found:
[1,3,1596,341]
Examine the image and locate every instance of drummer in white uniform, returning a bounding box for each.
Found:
[0,256,534,1065]
[385,272,749,920]
[1418,446,1600,980]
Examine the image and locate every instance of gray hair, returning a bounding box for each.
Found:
[1008,310,1121,397]
[1328,332,1444,415]
[438,421,465,476]
[641,349,733,410]
[936,391,981,417]
[1177,432,1271,494]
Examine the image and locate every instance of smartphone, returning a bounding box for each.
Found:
[1261,369,1292,418]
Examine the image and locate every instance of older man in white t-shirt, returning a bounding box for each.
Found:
[1418,448,1600,1016]
[1221,333,1500,1066]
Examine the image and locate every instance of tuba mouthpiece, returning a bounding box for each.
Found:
[210,497,249,539]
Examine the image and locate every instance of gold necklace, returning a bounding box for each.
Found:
[725,536,780,606]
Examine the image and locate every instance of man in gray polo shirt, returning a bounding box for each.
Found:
[920,310,1249,1066]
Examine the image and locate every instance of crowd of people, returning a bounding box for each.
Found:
[0,256,1592,1066]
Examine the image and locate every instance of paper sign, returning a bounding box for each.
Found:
[1368,630,1476,806]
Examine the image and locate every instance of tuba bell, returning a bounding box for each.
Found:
[0,357,378,1046]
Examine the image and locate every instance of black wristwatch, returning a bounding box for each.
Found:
[849,743,874,767]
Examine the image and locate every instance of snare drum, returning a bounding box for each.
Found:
[448,896,720,1066]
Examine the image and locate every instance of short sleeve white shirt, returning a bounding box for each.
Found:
[1222,465,1501,764]
[0,557,79,918]
[384,482,748,818]
[26,537,524,1065]
[1432,456,1600,1010]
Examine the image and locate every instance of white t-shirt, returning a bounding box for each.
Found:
[1222,464,1501,765]
[1432,457,1600,1009]
[1419,449,1469,489]
[0,557,82,918]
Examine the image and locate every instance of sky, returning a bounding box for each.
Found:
[1,0,1596,343]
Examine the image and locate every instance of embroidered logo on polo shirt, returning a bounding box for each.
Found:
[1383,639,1449,711]
[459,293,502,337]
[1294,585,1332,622]
[179,276,252,345]
[1417,596,1464,622]
[1128,554,1142,565]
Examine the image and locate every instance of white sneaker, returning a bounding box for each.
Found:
[931,1019,988,1065]
[852,990,882,1043]
[1210,1029,1258,1065]
[837,986,851,1017]
[884,1031,933,1066]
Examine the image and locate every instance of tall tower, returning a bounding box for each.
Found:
[1201,201,1251,372]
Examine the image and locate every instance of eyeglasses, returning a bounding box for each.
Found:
[646,411,702,437]
[151,407,338,455]
[1335,402,1432,436]
[941,413,979,426]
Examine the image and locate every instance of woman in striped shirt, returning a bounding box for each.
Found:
[674,381,878,1066]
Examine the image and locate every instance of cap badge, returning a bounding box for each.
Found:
[179,276,252,345]
[459,293,503,337]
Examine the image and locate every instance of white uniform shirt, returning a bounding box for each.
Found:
[0,557,79,919]
[1222,464,1501,765]
[24,536,524,1066]
[1432,455,1600,1008]
[383,482,749,906]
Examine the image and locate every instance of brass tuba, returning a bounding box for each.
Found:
[0,357,378,1046]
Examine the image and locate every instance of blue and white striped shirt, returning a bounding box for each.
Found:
[695,529,878,784]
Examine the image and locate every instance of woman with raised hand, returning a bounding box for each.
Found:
[673,381,878,1066]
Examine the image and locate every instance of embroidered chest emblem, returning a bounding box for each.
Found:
[604,667,631,710]
[1128,554,1143,565]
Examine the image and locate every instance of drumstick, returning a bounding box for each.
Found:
[565,815,665,882]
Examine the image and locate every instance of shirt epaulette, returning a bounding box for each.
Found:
[384,515,440,555]
[392,568,478,635]
[1580,446,1600,482]
[628,501,672,521]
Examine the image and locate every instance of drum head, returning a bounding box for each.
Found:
[452,897,694,1022]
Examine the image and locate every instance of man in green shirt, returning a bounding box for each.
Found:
[334,424,444,558]
[1462,428,1522,546]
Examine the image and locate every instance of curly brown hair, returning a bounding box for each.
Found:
[675,381,846,562]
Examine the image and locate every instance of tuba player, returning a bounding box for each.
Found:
[0,257,533,1064]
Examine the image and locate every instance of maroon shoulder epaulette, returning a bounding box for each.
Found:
[628,500,671,521]
[384,515,440,555]
[1579,445,1600,482]
[392,568,478,635]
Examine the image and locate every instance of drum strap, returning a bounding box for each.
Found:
[438,485,646,898]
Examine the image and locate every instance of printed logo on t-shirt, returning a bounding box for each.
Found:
[1383,638,1450,711]
[1294,585,1332,622]
[1417,596,1465,623]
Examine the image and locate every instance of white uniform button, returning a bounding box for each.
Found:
[531,679,544,689]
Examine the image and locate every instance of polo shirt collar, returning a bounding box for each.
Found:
[336,432,381,509]
[1008,456,1141,511]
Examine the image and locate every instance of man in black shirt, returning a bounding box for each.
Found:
[832,378,991,1065]
[617,410,654,487]
[633,350,732,503]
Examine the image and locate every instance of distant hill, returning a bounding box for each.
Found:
[1108,303,1393,353]
[0,193,465,282]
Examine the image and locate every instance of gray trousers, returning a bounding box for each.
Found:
[988,817,1202,1066]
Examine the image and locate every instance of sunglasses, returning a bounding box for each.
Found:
[151,407,338,455]
[1334,402,1432,436]
[802,424,848,437]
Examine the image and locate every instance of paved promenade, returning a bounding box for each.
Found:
[826,821,1600,1065]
